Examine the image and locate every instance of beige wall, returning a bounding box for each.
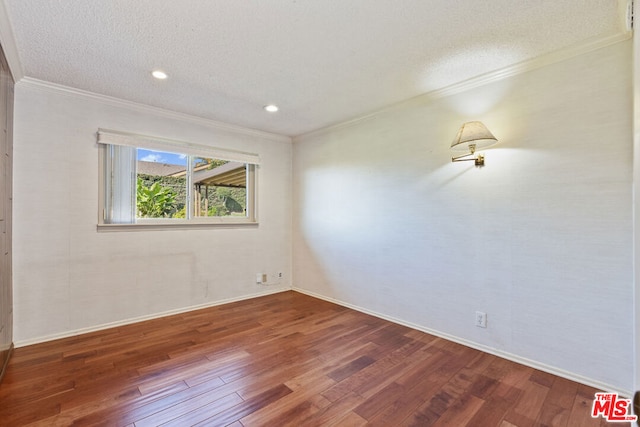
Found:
[633,18,640,394]
[12,81,293,344]
[293,41,633,394]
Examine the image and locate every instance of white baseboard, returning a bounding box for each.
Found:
[14,288,290,348]
[14,285,632,397]
[292,287,633,397]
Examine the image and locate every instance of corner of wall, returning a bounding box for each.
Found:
[0,1,23,80]
[632,14,640,394]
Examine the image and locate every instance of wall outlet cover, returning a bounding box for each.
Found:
[475,311,487,328]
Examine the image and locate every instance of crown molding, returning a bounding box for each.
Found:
[17,77,291,143]
[0,0,23,80]
[12,29,630,144]
[294,31,631,142]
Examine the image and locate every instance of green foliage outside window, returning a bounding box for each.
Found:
[136,178,177,218]
[136,172,246,218]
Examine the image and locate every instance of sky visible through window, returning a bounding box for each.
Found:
[137,148,187,166]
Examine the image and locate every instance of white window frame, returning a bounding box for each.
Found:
[97,129,259,230]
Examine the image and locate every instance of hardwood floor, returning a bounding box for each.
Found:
[0,291,624,426]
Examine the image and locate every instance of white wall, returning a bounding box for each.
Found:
[293,41,633,394]
[13,81,292,344]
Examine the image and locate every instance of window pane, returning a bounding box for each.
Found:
[191,157,247,218]
[136,149,187,219]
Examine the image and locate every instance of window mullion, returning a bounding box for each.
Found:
[130,151,137,221]
[186,155,193,220]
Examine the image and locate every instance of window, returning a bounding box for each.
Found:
[98,129,258,227]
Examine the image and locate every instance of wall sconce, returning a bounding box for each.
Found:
[450,121,498,166]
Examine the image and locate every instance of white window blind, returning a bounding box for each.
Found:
[105,144,136,224]
[97,129,261,165]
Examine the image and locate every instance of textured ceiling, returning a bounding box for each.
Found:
[2,0,626,136]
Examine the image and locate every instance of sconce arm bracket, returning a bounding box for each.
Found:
[451,152,484,166]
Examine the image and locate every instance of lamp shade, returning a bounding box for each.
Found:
[450,121,497,152]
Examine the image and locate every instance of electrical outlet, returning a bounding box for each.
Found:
[258,272,283,286]
[475,311,487,328]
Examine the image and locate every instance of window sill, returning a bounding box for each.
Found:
[97,220,259,232]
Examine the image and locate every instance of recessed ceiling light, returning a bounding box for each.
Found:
[152,70,168,80]
[264,104,279,113]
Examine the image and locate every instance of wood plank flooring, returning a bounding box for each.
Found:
[0,291,624,426]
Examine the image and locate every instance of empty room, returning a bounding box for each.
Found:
[0,1,639,426]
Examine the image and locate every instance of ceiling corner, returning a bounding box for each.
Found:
[0,0,23,80]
